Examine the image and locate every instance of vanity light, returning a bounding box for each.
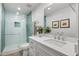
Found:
[48,8,51,10]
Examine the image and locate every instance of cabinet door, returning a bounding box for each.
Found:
[36,46,51,56]
[29,40,36,56]
[29,46,35,56]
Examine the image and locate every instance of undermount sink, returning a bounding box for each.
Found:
[44,39,67,47]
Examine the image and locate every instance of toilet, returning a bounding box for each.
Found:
[2,48,22,56]
[1,43,29,56]
[18,43,29,56]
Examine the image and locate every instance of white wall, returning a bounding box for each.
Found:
[5,12,27,48]
[46,4,77,42]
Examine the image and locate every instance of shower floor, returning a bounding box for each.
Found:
[2,45,22,56]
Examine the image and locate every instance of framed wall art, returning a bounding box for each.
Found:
[60,19,70,28]
[52,21,59,28]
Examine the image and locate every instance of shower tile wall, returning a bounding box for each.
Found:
[27,12,32,42]
[4,12,27,48]
[0,3,2,52]
[1,4,5,51]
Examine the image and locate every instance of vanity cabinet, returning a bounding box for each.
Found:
[29,39,66,56]
[29,39,50,56]
[29,40,36,56]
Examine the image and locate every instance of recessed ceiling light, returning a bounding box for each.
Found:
[18,7,21,10]
[48,8,51,10]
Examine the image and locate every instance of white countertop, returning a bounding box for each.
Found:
[29,36,77,56]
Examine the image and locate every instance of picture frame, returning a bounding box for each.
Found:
[60,19,70,28]
[52,21,59,28]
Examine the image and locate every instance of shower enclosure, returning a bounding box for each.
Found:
[0,3,32,55]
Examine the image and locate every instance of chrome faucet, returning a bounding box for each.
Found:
[54,32,59,39]
[59,31,64,41]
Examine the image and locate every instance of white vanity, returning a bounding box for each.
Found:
[29,35,77,56]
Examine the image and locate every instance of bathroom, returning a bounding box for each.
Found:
[0,3,79,56]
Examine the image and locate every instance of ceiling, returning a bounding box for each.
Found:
[3,3,74,16]
[44,3,71,16]
[3,3,40,14]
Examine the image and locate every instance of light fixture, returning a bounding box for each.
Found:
[48,7,51,10]
[18,7,21,10]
